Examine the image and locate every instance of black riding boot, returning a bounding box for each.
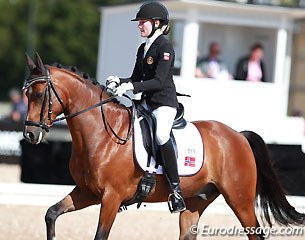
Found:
[160,139,186,213]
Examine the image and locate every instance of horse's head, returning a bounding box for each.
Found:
[23,53,65,144]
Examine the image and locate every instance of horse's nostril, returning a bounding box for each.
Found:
[28,132,35,141]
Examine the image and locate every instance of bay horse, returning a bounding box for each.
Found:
[23,53,305,240]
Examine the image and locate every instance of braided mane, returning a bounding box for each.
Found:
[52,63,101,87]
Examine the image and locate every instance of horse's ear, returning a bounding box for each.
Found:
[35,52,46,72]
[25,53,37,71]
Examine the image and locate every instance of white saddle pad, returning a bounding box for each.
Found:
[134,117,204,176]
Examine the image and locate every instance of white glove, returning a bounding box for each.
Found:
[106,76,120,90]
[114,82,134,97]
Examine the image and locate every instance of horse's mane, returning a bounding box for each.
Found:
[51,63,126,107]
[51,63,105,89]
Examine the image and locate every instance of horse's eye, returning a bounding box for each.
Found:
[34,92,44,100]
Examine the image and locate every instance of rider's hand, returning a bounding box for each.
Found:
[106,76,120,90]
[114,82,134,97]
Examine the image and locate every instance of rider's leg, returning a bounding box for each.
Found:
[159,139,186,213]
[153,106,186,213]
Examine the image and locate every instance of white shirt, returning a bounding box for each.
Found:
[144,29,163,57]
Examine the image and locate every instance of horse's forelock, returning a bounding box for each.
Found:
[25,67,45,82]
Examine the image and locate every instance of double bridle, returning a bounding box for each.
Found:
[23,65,132,145]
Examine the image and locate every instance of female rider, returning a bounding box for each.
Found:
[106,2,185,213]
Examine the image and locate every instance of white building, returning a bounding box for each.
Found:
[97,0,305,147]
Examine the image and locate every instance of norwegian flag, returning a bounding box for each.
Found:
[184,156,196,167]
[163,52,170,61]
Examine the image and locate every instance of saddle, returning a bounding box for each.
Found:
[136,102,187,165]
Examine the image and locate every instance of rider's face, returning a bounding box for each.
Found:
[138,19,153,38]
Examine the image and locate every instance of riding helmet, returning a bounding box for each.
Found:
[131,2,169,25]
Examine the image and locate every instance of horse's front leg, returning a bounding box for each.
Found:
[94,191,122,240]
[45,186,99,240]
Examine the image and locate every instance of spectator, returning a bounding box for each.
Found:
[8,87,27,122]
[235,43,266,82]
[196,42,232,80]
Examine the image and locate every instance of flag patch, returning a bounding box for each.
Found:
[163,52,170,61]
[184,156,196,167]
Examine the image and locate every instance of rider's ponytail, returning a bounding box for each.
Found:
[162,24,171,35]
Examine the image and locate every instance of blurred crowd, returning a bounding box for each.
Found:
[2,88,27,123]
[195,41,266,82]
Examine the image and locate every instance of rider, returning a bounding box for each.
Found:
[106,2,186,213]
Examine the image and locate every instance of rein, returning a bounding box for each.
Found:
[100,88,134,145]
[24,66,133,145]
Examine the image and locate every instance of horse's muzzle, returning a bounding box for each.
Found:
[23,125,46,144]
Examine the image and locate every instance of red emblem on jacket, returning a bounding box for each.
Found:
[163,52,170,61]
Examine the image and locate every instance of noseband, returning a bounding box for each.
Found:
[23,65,132,144]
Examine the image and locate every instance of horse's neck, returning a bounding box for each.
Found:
[63,80,128,151]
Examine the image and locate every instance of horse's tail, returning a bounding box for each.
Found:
[241,130,305,227]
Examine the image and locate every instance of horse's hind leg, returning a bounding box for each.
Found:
[227,201,265,239]
[179,189,219,240]
[220,170,258,239]
[45,186,98,240]
[224,196,257,240]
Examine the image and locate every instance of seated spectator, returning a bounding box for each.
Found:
[8,87,27,122]
[235,43,266,82]
[196,42,232,80]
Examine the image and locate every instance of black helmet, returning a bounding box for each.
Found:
[131,2,169,25]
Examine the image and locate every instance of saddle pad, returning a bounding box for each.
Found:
[134,117,204,176]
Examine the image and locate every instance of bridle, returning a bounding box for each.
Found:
[23,65,132,145]
[23,67,65,132]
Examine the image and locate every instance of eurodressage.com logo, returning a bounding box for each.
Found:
[189,224,305,238]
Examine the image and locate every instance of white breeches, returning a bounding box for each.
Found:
[152,106,177,145]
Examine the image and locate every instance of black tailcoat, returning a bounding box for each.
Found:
[121,35,178,110]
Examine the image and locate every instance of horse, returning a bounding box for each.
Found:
[23,53,305,240]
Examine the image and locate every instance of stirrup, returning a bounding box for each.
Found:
[167,191,186,213]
